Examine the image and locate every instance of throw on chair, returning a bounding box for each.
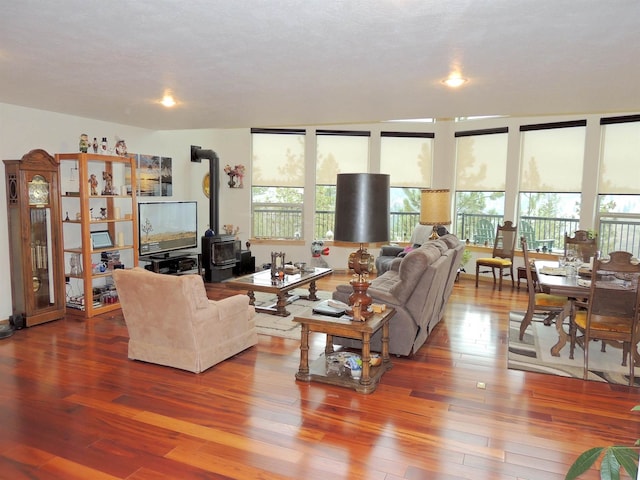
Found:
[475,221,518,291]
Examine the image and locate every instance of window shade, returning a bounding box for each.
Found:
[519,124,586,192]
[316,132,369,184]
[380,134,433,187]
[599,120,640,194]
[455,130,508,191]
[252,131,305,187]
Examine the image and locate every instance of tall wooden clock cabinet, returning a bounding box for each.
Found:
[4,149,66,328]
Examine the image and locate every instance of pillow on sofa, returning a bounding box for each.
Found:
[397,243,422,258]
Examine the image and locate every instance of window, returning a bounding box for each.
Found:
[454,128,508,244]
[518,121,586,251]
[597,115,640,257]
[315,130,370,240]
[251,129,305,239]
[380,131,434,242]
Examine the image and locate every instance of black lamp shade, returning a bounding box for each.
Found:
[334,173,390,243]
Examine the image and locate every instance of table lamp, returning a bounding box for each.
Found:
[420,189,451,240]
[334,173,390,316]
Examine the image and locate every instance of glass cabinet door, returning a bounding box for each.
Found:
[30,207,55,310]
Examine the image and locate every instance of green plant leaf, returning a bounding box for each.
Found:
[600,449,621,480]
[611,446,639,479]
[565,447,604,480]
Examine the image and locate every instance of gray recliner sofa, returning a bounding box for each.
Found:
[375,224,449,274]
[333,234,464,356]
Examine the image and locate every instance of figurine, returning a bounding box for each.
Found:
[89,174,98,195]
[223,224,240,237]
[92,137,98,153]
[115,139,127,157]
[79,133,89,153]
[100,207,107,219]
[310,240,330,268]
[102,171,113,195]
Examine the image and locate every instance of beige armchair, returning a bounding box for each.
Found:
[113,267,257,373]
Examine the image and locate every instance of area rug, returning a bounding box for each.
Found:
[251,289,332,339]
[508,312,639,386]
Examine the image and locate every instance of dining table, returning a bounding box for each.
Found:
[534,260,592,357]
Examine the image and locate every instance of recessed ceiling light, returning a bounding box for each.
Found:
[442,76,468,88]
[160,94,176,108]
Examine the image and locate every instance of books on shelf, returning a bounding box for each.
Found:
[66,296,101,311]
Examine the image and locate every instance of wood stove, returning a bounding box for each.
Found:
[201,235,238,282]
[191,146,240,283]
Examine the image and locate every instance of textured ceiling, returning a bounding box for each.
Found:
[1,1,639,130]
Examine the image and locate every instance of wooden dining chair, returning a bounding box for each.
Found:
[518,237,568,340]
[570,251,640,385]
[475,221,518,291]
[564,230,597,263]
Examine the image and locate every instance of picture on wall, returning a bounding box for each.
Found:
[160,157,172,196]
[124,154,173,197]
[138,154,161,196]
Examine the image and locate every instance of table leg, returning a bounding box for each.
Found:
[550,301,571,357]
[360,332,372,389]
[274,293,290,317]
[296,280,320,302]
[325,334,334,355]
[295,324,311,382]
[569,312,578,360]
[382,318,391,367]
[306,280,319,301]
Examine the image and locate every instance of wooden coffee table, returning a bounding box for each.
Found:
[292,307,394,394]
[225,267,332,317]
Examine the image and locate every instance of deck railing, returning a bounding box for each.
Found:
[598,215,640,258]
[457,213,640,257]
[252,203,303,239]
[254,205,640,257]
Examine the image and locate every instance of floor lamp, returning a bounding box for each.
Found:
[334,173,390,318]
[420,189,452,240]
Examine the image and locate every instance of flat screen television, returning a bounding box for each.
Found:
[138,201,198,258]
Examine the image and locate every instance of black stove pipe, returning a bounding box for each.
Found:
[191,145,219,235]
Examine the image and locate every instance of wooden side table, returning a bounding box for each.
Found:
[292,307,394,394]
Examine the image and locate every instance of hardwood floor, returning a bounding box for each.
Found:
[1,272,639,479]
